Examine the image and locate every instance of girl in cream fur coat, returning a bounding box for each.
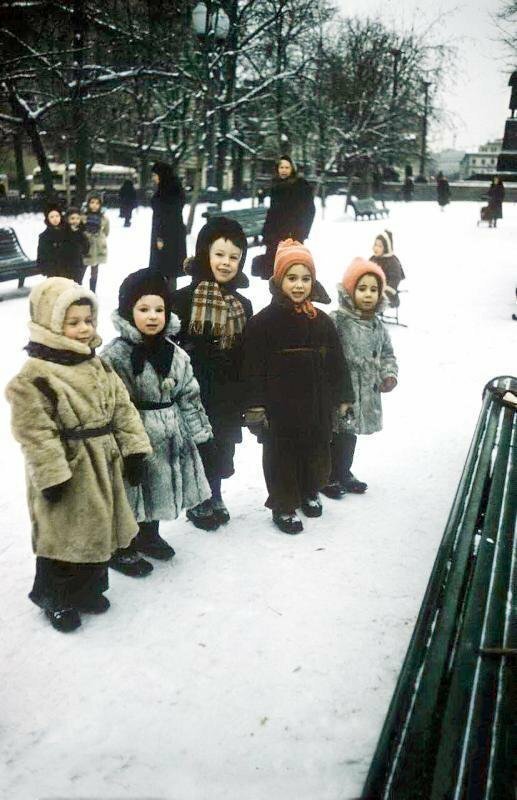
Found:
[5,278,152,633]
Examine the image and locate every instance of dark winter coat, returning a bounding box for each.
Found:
[149,179,187,279]
[170,282,253,442]
[488,182,504,220]
[263,175,315,245]
[370,254,405,293]
[102,313,212,521]
[119,180,137,214]
[436,177,451,207]
[331,287,398,436]
[242,299,354,443]
[36,224,88,281]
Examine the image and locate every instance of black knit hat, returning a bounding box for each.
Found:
[43,201,63,223]
[118,269,172,325]
[185,216,249,288]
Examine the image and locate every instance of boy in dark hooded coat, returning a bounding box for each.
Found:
[170,217,253,530]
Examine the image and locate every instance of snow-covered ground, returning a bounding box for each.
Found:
[0,197,515,800]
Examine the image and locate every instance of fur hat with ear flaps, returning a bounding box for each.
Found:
[374,230,393,257]
[183,216,249,289]
[28,277,101,354]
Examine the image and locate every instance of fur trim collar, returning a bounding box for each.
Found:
[110,310,181,343]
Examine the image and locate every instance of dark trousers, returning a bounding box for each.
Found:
[29,556,108,611]
[329,432,357,484]
[262,435,330,513]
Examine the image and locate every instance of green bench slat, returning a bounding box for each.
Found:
[0,227,39,286]
[202,207,267,239]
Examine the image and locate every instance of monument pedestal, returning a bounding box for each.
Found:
[497,118,517,177]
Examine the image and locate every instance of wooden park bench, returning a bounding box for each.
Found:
[361,375,517,800]
[0,227,39,289]
[346,196,390,221]
[202,205,267,243]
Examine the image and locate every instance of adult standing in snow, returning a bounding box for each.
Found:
[149,162,187,293]
[119,178,137,227]
[253,155,315,280]
[436,172,451,210]
[487,176,505,228]
[508,70,517,118]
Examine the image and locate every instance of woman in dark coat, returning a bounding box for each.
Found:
[149,162,187,291]
[487,176,505,228]
[254,155,315,280]
[436,172,451,210]
[170,217,253,530]
[119,179,137,227]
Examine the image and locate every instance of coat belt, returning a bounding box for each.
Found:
[60,423,114,440]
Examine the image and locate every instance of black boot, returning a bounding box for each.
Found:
[321,482,346,500]
[74,595,110,614]
[186,499,220,531]
[212,498,230,524]
[45,607,81,633]
[134,522,175,561]
[109,543,153,577]
[272,511,303,534]
[301,493,323,517]
[341,473,368,494]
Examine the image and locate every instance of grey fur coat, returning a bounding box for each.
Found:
[331,287,398,435]
[102,312,212,521]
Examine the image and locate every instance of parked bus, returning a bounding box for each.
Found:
[30,163,140,198]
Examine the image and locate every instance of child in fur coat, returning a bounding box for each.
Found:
[170,217,253,531]
[102,269,213,559]
[5,278,152,633]
[242,239,354,535]
[322,258,398,498]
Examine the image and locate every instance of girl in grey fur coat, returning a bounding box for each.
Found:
[323,257,398,498]
[102,269,213,560]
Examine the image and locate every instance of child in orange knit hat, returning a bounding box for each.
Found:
[242,239,354,534]
[322,257,398,498]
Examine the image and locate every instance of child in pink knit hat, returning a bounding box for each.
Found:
[242,239,354,534]
[322,257,398,498]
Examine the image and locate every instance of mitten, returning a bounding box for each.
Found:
[42,480,70,503]
[123,454,146,486]
[380,376,397,393]
[244,407,268,439]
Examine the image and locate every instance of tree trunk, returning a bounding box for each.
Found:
[9,88,54,197]
[215,0,238,194]
[72,0,88,203]
[186,149,205,234]
[12,131,28,198]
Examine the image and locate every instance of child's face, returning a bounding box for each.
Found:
[209,237,242,284]
[277,159,293,179]
[373,238,385,257]
[354,274,380,312]
[47,210,61,227]
[151,172,160,185]
[68,213,81,230]
[132,294,166,336]
[63,303,95,345]
[88,198,101,213]
[281,263,312,304]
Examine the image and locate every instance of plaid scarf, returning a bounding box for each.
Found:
[189,281,246,349]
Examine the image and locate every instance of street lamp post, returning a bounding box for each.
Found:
[418,81,432,182]
[191,2,230,200]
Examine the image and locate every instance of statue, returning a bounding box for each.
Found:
[509,70,517,118]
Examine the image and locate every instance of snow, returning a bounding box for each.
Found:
[0,198,515,800]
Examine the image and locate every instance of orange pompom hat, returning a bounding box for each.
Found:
[341,257,386,296]
[272,238,315,286]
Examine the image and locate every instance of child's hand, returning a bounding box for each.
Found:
[124,454,146,486]
[42,480,70,503]
[380,376,397,392]
[156,238,164,250]
[244,407,268,439]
